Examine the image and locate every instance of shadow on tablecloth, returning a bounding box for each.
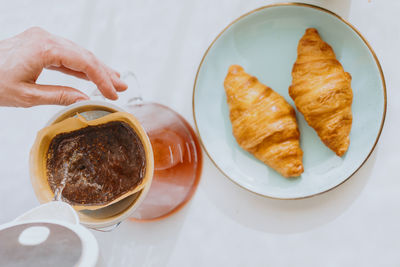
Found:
[200,146,377,234]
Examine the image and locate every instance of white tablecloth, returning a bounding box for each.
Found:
[0,0,397,266]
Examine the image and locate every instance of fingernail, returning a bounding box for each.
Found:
[119,79,128,89]
[112,74,128,91]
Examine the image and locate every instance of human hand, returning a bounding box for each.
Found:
[0,27,127,107]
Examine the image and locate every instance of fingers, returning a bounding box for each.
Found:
[99,63,127,92]
[110,72,128,92]
[48,64,127,92]
[103,65,121,78]
[25,83,89,106]
[43,47,117,100]
[47,66,89,80]
[42,37,127,100]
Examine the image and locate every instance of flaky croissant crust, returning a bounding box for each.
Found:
[289,28,353,156]
[224,65,303,177]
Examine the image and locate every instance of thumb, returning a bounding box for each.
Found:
[26,83,89,106]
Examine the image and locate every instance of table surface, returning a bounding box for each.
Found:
[0,0,397,266]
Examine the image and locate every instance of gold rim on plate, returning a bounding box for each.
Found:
[191,2,387,200]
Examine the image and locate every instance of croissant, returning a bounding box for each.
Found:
[289,28,353,156]
[224,65,303,178]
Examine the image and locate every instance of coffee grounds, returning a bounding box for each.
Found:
[46,121,146,205]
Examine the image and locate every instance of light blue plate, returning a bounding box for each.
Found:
[193,3,386,199]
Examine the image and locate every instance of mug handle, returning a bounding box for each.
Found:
[122,71,144,106]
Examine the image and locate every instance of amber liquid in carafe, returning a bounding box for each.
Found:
[128,103,202,220]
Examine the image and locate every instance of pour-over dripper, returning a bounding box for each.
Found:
[30,101,154,230]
